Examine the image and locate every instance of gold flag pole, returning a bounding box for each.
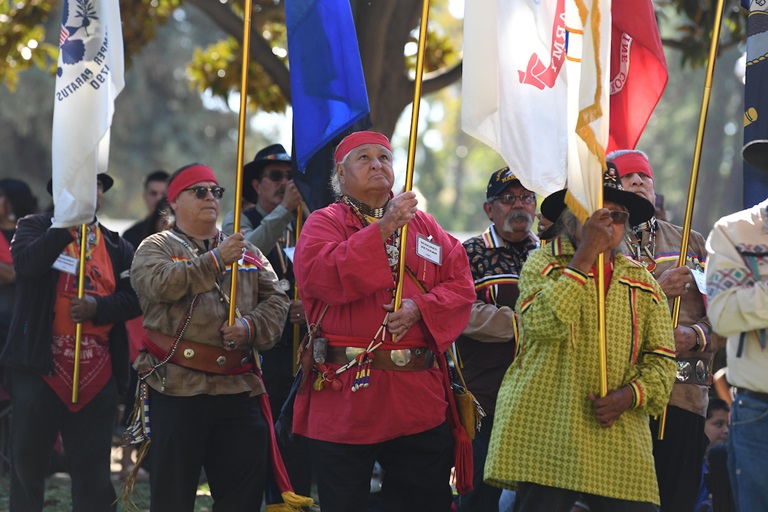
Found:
[71,223,88,403]
[658,0,725,439]
[292,204,303,375]
[393,0,430,313]
[596,185,607,397]
[228,0,254,326]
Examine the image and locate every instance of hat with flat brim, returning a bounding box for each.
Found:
[541,164,655,227]
[46,173,114,196]
[242,144,292,204]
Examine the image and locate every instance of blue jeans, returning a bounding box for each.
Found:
[728,391,768,512]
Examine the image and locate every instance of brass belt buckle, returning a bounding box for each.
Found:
[390,349,412,367]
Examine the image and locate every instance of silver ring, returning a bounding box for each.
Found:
[227,341,235,349]
[684,282,691,291]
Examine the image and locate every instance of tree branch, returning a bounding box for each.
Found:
[185,0,291,98]
[422,62,463,96]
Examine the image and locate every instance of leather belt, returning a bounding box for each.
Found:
[326,346,435,371]
[675,357,712,386]
[737,388,768,404]
[145,329,253,375]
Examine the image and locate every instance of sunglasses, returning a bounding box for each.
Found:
[266,169,292,182]
[608,210,630,225]
[183,186,226,199]
[493,193,536,205]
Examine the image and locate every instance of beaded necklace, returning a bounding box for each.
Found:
[342,195,388,219]
[340,195,400,269]
[625,217,657,271]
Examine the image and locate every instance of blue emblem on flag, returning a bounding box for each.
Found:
[58,0,100,74]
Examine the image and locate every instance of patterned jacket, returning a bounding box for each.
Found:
[706,200,768,393]
[486,235,676,504]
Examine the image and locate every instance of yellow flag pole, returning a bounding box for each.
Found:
[228,0,254,326]
[292,204,303,375]
[393,0,430,313]
[596,187,608,397]
[71,223,88,403]
[658,0,725,439]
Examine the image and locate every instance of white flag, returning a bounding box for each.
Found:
[51,0,124,228]
[462,0,610,220]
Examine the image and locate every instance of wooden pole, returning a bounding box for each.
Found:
[292,204,303,375]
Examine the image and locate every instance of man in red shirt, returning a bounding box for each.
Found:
[293,131,475,512]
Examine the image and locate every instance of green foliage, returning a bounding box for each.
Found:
[187,30,288,113]
[657,0,746,68]
[0,0,59,90]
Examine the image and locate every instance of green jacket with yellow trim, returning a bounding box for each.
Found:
[486,235,676,504]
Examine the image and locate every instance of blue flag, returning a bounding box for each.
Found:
[286,0,370,171]
[742,1,768,206]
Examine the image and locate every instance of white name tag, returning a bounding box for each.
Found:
[692,267,706,295]
[416,235,442,265]
[52,253,78,274]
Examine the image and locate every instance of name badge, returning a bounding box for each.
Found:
[692,267,706,295]
[52,253,78,274]
[416,235,442,265]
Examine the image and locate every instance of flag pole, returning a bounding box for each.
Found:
[228,0,254,325]
[658,0,725,440]
[71,223,88,403]
[394,0,430,312]
[292,203,303,375]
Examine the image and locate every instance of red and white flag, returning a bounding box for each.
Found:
[51,0,124,227]
[462,0,610,220]
[607,0,667,152]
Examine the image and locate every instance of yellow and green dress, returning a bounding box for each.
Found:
[485,235,676,505]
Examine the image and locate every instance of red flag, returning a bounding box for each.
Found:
[607,0,667,152]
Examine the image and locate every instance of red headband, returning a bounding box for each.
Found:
[612,152,653,180]
[167,164,219,203]
[334,131,392,164]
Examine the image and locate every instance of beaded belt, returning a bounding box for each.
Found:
[675,357,712,386]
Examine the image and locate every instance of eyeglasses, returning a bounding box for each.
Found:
[493,193,535,205]
[266,169,292,182]
[608,210,629,225]
[183,186,226,199]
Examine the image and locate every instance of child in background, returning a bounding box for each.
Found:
[695,399,732,512]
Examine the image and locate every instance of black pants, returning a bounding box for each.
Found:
[309,422,454,512]
[147,389,269,512]
[9,369,118,512]
[650,405,707,512]
[514,482,659,512]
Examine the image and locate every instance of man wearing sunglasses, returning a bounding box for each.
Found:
[454,166,540,512]
[222,143,313,495]
[129,163,290,511]
[609,150,725,512]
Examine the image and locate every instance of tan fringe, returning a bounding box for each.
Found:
[119,439,151,511]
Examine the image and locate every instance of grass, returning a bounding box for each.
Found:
[0,473,216,512]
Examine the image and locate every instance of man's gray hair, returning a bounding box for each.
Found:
[606,149,649,163]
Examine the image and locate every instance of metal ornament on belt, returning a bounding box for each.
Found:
[390,348,411,367]
[676,358,710,384]
[345,346,365,361]
[278,279,291,292]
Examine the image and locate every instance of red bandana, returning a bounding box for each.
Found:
[612,152,654,180]
[167,164,219,203]
[334,131,392,164]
